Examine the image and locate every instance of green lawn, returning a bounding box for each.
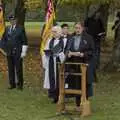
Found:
[0,70,120,120]
[5,21,114,34]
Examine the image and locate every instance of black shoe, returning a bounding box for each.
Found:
[8,86,16,90]
[52,98,58,104]
[17,86,23,90]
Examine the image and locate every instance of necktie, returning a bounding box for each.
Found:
[11,26,14,32]
[10,26,15,34]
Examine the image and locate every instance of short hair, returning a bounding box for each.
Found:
[61,23,69,28]
[74,21,85,27]
[52,26,62,35]
[8,15,16,20]
[116,11,120,18]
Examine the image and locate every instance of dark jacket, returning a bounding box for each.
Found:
[66,31,95,63]
[0,25,28,56]
[85,17,105,40]
[65,32,95,95]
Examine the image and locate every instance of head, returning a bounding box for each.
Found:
[61,23,69,35]
[51,26,62,38]
[116,11,120,19]
[8,15,17,26]
[94,12,101,20]
[74,22,85,35]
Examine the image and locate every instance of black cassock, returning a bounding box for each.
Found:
[65,32,94,106]
[43,37,64,102]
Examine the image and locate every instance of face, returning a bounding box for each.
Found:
[62,26,69,35]
[116,16,119,20]
[94,12,100,20]
[74,24,84,35]
[52,29,61,38]
[10,19,17,26]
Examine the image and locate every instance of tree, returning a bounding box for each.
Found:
[14,0,26,27]
[25,0,45,10]
[21,0,120,71]
[58,0,120,71]
[1,0,26,27]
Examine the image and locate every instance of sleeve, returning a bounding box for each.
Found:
[112,20,119,30]
[0,28,7,52]
[84,18,89,32]
[42,39,51,69]
[58,52,65,63]
[64,36,73,55]
[84,36,95,60]
[0,40,3,48]
[99,19,105,33]
[21,28,28,45]
[21,28,28,56]
[116,26,120,40]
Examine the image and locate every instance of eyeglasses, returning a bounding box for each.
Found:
[52,31,57,33]
[75,27,81,29]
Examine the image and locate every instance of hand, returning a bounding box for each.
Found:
[68,52,82,57]
[21,52,26,58]
[74,52,84,57]
[74,52,81,57]
[79,52,84,57]
[59,52,65,63]
[98,32,105,36]
[68,51,73,58]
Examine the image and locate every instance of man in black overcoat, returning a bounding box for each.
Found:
[0,15,28,90]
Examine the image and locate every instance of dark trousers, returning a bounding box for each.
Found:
[95,41,101,69]
[7,55,23,88]
[48,57,59,102]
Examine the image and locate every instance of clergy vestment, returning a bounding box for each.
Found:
[42,37,65,101]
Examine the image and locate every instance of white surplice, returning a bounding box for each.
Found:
[42,38,65,89]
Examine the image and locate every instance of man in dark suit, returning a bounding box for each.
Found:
[0,15,28,90]
[65,22,95,111]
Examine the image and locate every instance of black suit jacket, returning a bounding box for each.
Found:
[0,25,28,56]
[85,17,105,39]
[66,31,95,63]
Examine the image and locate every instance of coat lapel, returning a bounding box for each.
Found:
[79,32,88,51]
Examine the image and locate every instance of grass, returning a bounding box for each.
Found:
[1,48,120,120]
[0,71,120,120]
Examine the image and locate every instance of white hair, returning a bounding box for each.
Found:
[52,26,62,35]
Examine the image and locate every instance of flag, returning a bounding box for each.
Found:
[0,5,5,38]
[40,0,55,55]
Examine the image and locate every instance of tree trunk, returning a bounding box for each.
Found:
[14,0,26,27]
[111,25,120,68]
[103,24,120,71]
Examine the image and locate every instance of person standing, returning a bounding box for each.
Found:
[85,11,105,69]
[61,24,71,50]
[65,22,95,111]
[0,15,28,90]
[42,26,65,103]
